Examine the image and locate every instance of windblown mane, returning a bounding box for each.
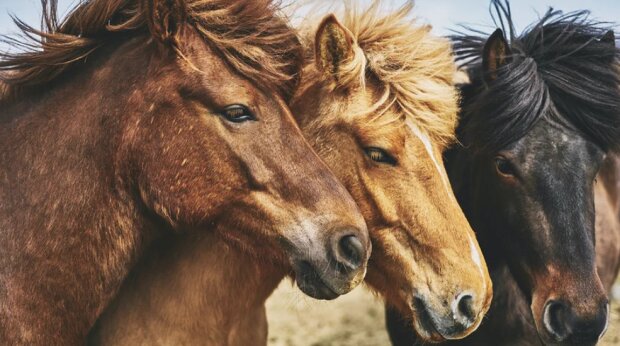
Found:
[0,0,302,104]
[453,0,620,153]
[302,1,459,147]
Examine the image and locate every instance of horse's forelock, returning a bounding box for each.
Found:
[300,0,459,149]
[454,1,620,153]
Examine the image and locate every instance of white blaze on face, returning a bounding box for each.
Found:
[468,233,486,291]
[468,234,483,272]
[405,119,450,193]
[406,119,487,288]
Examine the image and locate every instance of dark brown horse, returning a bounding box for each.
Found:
[386,3,620,346]
[0,0,371,344]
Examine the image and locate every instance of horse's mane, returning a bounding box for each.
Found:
[0,0,302,104]
[302,1,459,147]
[453,0,620,153]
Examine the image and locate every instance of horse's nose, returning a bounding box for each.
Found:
[543,299,609,344]
[291,224,369,300]
[331,231,368,272]
[411,293,482,340]
[451,293,477,328]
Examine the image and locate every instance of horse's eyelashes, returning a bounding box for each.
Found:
[364,147,397,166]
[228,108,243,117]
[370,150,382,161]
[221,104,255,123]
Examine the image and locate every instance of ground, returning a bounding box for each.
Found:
[266,281,620,346]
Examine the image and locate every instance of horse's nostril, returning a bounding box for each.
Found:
[543,299,609,343]
[452,293,476,327]
[336,234,364,270]
[543,301,570,342]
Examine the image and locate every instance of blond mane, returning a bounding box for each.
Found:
[0,0,302,103]
[303,1,459,147]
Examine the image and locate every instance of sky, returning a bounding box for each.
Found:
[0,0,619,51]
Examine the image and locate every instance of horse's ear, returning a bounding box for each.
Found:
[144,0,187,45]
[483,29,511,84]
[315,14,355,80]
[601,30,616,46]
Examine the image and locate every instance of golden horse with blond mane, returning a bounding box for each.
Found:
[88,2,492,345]
[292,2,492,341]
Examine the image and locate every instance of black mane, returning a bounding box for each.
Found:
[452,0,620,153]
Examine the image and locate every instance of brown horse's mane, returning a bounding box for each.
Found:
[0,0,302,104]
[301,1,459,147]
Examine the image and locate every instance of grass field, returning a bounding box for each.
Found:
[266,281,620,346]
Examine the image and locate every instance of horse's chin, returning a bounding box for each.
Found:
[408,308,446,343]
[292,260,341,300]
[296,275,340,300]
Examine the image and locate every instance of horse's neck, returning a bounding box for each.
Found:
[597,154,620,214]
[0,39,157,344]
[594,157,620,289]
[89,232,287,346]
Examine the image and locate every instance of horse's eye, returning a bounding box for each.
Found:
[364,147,397,165]
[495,156,515,177]
[221,104,255,123]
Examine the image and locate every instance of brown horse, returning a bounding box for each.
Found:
[88,2,492,345]
[0,0,371,344]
